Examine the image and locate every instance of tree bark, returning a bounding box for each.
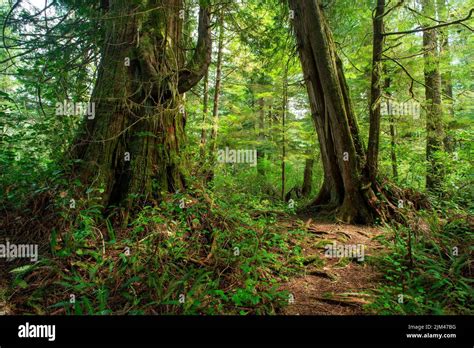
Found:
[281,64,288,201]
[70,0,211,211]
[200,69,209,160]
[436,0,455,153]
[384,76,398,181]
[289,0,382,223]
[203,10,224,183]
[210,11,224,156]
[302,153,314,197]
[257,97,265,175]
[422,0,445,192]
[366,0,385,183]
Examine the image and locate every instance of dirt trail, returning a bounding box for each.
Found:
[0,216,385,316]
[279,217,385,315]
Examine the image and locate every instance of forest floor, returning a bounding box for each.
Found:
[278,215,385,315]
[0,276,11,315]
[0,214,387,316]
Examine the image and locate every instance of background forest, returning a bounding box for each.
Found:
[0,0,472,315]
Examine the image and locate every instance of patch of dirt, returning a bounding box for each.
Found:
[0,272,12,315]
[279,217,385,315]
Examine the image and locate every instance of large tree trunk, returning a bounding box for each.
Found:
[70,0,211,210]
[422,0,445,192]
[289,0,378,223]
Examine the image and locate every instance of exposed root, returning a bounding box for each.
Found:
[300,177,432,226]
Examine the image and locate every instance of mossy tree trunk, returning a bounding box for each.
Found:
[422,0,445,192]
[71,0,211,210]
[200,70,209,160]
[289,0,388,223]
[366,0,385,183]
[436,0,455,153]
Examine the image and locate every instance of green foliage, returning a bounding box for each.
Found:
[1,0,472,317]
[369,212,473,314]
[10,188,295,315]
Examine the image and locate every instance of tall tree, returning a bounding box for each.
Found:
[257,97,266,175]
[70,0,211,210]
[422,0,445,191]
[289,0,390,223]
[281,63,288,201]
[210,10,225,156]
[436,0,455,152]
[366,0,385,183]
[384,76,398,181]
[200,70,209,160]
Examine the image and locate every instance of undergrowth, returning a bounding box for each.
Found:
[369,210,473,314]
[6,187,302,315]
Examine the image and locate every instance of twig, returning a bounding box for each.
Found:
[384,9,473,36]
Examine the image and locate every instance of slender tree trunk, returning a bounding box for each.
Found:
[389,113,398,180]
[210,11,224,155]
[267,102,274,160]
[70,0,211,211]
[366,0,385,183]
[422,0,445,191]
[436,0,455,152]
[200,70,209,159]
[257,97,265,175]
[281,65,288,201]
[302,151,314,197]
[384,76,399,181]
[440,35,454,153]
[204,11,224,183]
